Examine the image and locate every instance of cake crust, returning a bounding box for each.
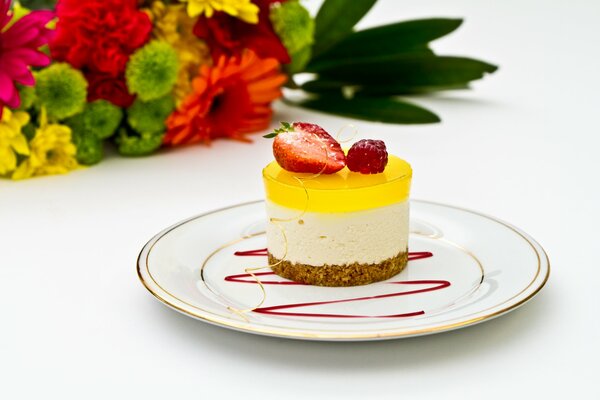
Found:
[269,251,408,287]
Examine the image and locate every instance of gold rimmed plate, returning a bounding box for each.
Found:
[137,200,549,341]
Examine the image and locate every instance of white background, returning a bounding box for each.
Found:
[2,0,599,398]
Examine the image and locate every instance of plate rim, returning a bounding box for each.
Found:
[136,199,550,341]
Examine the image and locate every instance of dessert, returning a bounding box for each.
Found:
[263,123,412,287]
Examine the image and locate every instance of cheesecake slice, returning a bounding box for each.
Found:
[262,155,412,287]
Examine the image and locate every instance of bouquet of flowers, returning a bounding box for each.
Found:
[0,0,496,180]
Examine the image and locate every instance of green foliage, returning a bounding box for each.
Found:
[285,3,498,124]
[270,1,315,73]
[18,0,57,10]
[312,0,377,57]
[72,130,104,166]
[289,95,440,124]
[288,47,312,76]
[66,100,123,140]
[115,127,164,157]
[304,56,497,95]
[22,122,36,141]
[308,18,463,70]
[16,85,36,111]
[125,41,179,101]
[127,96,174,135]
[307,18,462,72]
[35,63,87,120]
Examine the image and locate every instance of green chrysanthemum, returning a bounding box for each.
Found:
[115,127,164,157]
[270,0,315,74]
[16,85,36,111]
[35,63,87,120]
[125,41,179,102]
[71,130,104,166]
[66,100,123,140]
[127,95,174,135]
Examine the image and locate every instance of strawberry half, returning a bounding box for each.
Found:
[266,122,346,174]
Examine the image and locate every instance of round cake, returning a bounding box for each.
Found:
[263,155,412,287]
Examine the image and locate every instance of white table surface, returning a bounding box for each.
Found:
[2,0,599,398]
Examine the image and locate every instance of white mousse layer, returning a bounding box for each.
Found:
[266,200,409,266]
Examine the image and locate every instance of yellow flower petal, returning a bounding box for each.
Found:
[10,134,30,156]
[11,159,32,180]
[221,3,238,16]
[186,1,206,17]
[0,147,17,175]
[0,108,30,177]
[148,1,213,105]
[13,111,30,127]
[180,0,258,23]
[1,108,12,122]
[12,108,78,180]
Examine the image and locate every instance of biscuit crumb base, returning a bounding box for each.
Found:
[269,251,408,287]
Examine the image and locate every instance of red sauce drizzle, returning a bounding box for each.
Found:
[225,248,449,318]
[234,248,269,257]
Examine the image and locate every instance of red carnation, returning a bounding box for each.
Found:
[50,0,152,106]
[86,73,136,108]
[193,0,290,64]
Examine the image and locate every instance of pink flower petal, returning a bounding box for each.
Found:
[3,10,54,48]
[13,69,35,86]
[8,10,55,33]
[3,27,39,49]
[0,72,16,104]
[0,0,11,30]
[3,48,51,67]
[0,56,29,78]
[29,29,56,48]
[5,84,21,108]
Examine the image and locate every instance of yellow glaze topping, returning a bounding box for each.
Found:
[263,155,412,213]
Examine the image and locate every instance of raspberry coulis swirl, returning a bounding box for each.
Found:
[225,249,450,318]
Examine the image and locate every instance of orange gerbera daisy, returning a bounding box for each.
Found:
[164,50,287,145]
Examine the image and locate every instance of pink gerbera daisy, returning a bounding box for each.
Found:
[0,0,54,114]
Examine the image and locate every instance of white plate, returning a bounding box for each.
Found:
[137,200,549,341]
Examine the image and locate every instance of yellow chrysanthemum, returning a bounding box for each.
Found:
[0,108,30,176]
[12,109,79,180]
[147,1,212,105]
[179,0,259,23]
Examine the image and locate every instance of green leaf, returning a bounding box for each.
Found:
[315,56,498,87]
[309,18,463,70]
[301,79,471,95]
[288,95,440,124]
[313,0,377,57]
[308,48,434,73]
[301,80,351,94]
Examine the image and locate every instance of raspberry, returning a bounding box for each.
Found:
[346,139,388,174]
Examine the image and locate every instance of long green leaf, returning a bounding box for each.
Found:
[310,18,463,70]
[308,48,434,73]
[313,0,377,57]
[315,56,498,86]
[302,79,470,95]
[288,95,440,124]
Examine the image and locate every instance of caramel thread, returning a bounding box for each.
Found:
[227,129,342,319]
